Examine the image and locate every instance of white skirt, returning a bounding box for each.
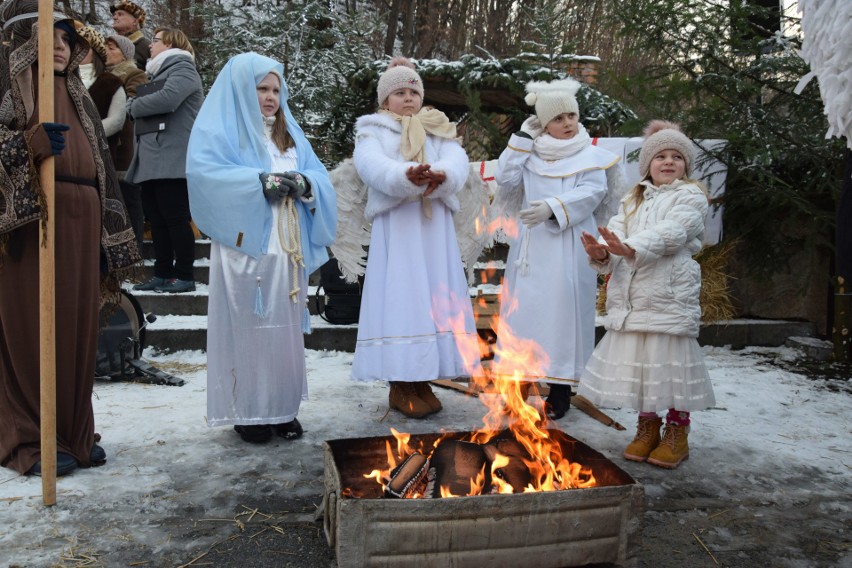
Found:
[206,200,308,427]
[577,330,715,413]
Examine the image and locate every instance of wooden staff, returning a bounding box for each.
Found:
[38,0,56,506]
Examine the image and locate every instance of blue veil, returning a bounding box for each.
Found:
[186,52,336,277]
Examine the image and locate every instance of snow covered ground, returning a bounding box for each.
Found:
[0,345,849,567]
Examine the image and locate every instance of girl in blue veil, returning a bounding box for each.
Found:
[186,52,336,443]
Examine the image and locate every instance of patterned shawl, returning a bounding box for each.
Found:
[0,18,140,287]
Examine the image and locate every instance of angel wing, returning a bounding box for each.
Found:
[328,158,370,283]
[595,160,629,228]
[456,161,495,284]
[796,0,852,149]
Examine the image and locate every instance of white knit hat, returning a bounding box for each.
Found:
[377,57,424,105]
[637,120,695,178]
[524,78,581,127]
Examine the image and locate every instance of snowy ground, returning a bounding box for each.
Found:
[0,345,850,567]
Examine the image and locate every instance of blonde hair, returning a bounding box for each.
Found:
[622,176,708,225]
[153,27,194,56]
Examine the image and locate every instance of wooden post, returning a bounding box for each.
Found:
[38,0,57,507]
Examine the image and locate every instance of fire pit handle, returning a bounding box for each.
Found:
[323,491,337,547]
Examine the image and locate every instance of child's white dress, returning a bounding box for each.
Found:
[578,180,716,412]
[350,112,480,382]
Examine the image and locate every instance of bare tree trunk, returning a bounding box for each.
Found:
[400,0,416,56]
[384,0,402,55]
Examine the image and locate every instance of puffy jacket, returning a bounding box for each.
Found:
[591,180,709,337]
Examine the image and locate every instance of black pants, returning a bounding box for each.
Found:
[140,178,195,281]
[119,179,144,252]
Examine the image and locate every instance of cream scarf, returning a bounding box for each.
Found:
[381,108,457,218]
[145,48,194,77]
[381,107,458,163]
[532,122,591,161]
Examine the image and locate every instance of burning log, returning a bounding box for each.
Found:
[385,452,429,498]
[482,437,532,493]
[426,440,490,497]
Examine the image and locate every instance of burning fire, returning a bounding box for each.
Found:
[360,249,597,497]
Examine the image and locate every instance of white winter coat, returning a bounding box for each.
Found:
[592,180,709,337]
[353,113,468,220]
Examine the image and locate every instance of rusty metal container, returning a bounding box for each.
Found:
[323,430,643,568]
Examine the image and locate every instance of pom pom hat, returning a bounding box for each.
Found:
[637,120,695,178]
[377,57,424,106]
[524,78,582,127]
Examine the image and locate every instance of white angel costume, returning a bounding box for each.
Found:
[345,111,482,382]
[493,122,624,386]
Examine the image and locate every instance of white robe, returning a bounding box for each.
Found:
[494,134,615,385]
[350,115,480,382]
[206,143,309,426]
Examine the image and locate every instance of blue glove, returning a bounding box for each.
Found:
[41,122,70,156]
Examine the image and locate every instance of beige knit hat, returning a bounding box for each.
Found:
[377,57,424,106]
[524,78,581,127]
[75,24,108,63]
[637,120,695,178]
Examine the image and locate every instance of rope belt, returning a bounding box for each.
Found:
[277,196,304,302]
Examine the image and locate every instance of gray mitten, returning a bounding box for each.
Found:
[280,172,311,199]
[260,172,290,200]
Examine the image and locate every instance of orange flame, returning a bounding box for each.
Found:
[363,246,596,497]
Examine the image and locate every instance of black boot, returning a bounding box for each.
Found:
[273,418,304,440]
[234,425,273,443]
[545,383,572,420]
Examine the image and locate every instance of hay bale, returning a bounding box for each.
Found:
[594,240,736,323]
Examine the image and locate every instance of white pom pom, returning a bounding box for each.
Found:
[525,92,537,106]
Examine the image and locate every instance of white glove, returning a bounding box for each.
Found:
[520,116,544,139]
[519,200,552,228]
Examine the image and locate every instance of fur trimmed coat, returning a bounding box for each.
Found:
[353,112,468,221]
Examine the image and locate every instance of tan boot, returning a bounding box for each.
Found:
[647,423,690,469]
[414,382,442,413]
[389,382,432,418]
[623,416,663,462]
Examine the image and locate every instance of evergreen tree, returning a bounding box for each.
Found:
[612,0,844,278]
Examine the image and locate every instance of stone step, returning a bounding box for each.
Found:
[141,313,817,354]
[137,240,508,288]
[130,284,501,319]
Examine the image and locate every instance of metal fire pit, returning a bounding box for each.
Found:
[323,430,643,568]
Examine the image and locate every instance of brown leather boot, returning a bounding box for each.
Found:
[414,382,442,413]
[623,416,663,462]
[389,382,432,418]
[647,423,689,469]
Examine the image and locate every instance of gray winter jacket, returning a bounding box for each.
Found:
[126,52,203,183]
